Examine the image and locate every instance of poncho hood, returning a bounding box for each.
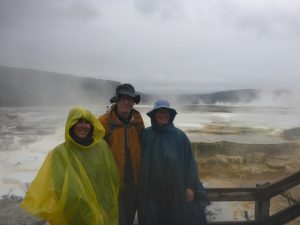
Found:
[65,107,105,147]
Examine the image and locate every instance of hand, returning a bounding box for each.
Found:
[186,188,194,202]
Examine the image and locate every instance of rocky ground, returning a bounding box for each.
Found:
[0,195,138,225]
[0,195,45,225]
[197,142,300,224]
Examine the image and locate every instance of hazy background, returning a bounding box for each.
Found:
[1,2,300,222]
[0,0,300,94]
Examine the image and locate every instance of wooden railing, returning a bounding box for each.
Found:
[206,171,300,225]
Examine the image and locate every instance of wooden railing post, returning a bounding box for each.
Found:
[255,199,270,221]
[254,182,271,221]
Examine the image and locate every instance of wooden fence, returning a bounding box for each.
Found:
[206,171,300,225]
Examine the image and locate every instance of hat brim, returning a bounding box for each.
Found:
[110,95,140,104]
[146,106,177,117]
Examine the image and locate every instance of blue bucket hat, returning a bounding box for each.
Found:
[147,100,177,122]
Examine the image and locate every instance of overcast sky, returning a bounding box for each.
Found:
[0,0,300,94]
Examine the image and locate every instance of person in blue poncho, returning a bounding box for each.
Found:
[138,100,210,225]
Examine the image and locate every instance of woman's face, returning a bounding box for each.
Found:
[154,109,170,126]
[73,119,92,138]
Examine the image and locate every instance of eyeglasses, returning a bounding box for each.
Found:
[118,96,134,103]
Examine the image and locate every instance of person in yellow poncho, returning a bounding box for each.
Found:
[21,107,119,225]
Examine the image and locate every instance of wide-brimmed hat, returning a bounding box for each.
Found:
[147,99,177,119]
[110,83,140,104]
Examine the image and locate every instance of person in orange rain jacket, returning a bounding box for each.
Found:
[99,83,144,225]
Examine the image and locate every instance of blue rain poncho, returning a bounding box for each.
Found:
[21,107,119,225]
[138,122,210,225]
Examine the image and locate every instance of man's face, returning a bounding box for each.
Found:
[116,95,135,118]
[154,109,170,126]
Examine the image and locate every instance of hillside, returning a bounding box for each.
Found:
[0,65,120,106]
[0,65,288,106]
[178,89,289,105]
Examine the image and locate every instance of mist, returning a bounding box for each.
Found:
[0,0,300,94]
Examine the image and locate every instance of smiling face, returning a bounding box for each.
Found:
[154,108,171,126]
[73,119,92,139]
[116,95,135,119]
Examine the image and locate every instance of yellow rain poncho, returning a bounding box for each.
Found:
[21,107,119,225]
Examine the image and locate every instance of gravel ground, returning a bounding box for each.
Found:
[0,195,139,225]
[0,195,45,225]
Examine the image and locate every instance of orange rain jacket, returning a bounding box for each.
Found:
[99,104,144,191]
